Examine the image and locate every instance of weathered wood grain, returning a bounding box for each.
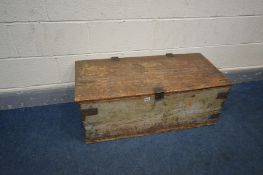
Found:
[81,86,230,143]
[75,53,232,103]
[75,53,232,143]
[85,120,218,144]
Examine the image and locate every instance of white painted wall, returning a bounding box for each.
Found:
[0,0,263,91]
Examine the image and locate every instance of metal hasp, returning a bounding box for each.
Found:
[154,87,165,101]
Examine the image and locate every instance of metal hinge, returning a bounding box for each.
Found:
[111,56,120,61]
[165,53,174,57]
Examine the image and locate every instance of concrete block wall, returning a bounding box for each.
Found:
[0,0,263,93]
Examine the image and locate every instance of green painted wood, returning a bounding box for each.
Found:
[81,86,230,143]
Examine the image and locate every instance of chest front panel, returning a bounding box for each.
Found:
[81,86,230,143]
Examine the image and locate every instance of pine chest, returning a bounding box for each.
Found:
[75,53,232,143]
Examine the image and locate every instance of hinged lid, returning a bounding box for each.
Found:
[75,53,232,103]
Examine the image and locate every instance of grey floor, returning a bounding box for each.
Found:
[0,80,263,175]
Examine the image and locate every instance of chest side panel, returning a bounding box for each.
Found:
[81,86,230,143]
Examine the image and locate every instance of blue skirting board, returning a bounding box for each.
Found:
[0,80,263,175]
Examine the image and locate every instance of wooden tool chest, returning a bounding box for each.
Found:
[75,53,232,143]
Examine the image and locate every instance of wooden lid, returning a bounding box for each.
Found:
[75,53,232,103]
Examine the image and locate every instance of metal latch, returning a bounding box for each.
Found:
[111,56,120,61]
[154,87,165,101]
